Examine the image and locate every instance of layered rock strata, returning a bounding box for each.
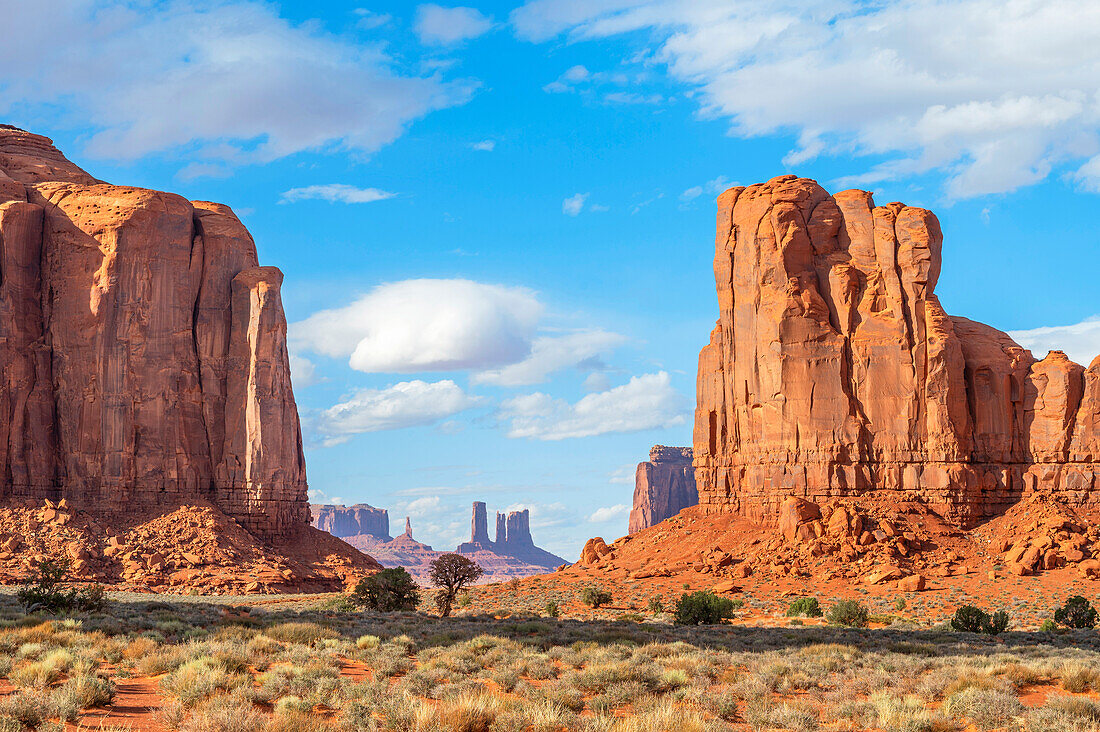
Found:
[0,127,308,538]
[694,175,1100,527]
[456,502,566,568]
[628,446,698,533]
[311,504,391,540]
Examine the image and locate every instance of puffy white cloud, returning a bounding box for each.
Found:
[415,4,494,45]
[588,504,629,523]
[289,354,319,388]
[280,185,396,204]
[1009,316,1100,367]
[473,329,626,386]
[0,0,471,165]
[562,193,589,216]
[512,0,1100,198]
[315,380,479,444]
[290,279,543,373]
[501,372,688,440]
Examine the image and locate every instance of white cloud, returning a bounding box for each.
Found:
[501,371,688,440]
[415,4,494,45]
[290,279,543,373]
[0,0,471,165]
[512,0,1100,198]
[562,192,588,216]
[289,354,319,388]
[470,139,496,151]
[280,185,397,204]
[1009,316,1100,367]
[474,329,626,386]
[582,372,612,392]
[608,465,635,484]
[316,380,479,444]
[544,64,590,92]
[354,9,392,29]
[680,185,703,202]
[588,504,629,523]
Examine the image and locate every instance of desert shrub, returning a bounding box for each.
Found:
[827,600,869,628]
[786,597,823,618]
[647,597,664,614]
[894,597,907,612]
[1040,619,1058,633]
[429,554,484,617]
[1055,596,1099,629]
[544,601,560,618]
[581,587,613,609]
[350,568,420,612]
[57,674,115,709]
[674,591,737,626]
[16,559,104,615]
[950,606,1009,635]
[264,622,337,645]
[944,687,1024,727]
[0,689,54,727]
[1059,662,1099,693]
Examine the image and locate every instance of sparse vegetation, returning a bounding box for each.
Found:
[951,605,1009,635]
[16,559,105,615]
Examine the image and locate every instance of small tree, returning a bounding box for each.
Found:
[1054,596,1099,629]
[428,554,483,617]
[350,568,420,612]
[581,586,612,608]
[675,591,738,625]
[647,596,665,614]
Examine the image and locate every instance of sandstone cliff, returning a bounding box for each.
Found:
[456,502,566,569]
[628,446,698,533]
[0,127,378,591]
[694,175,1100,527]
[311,503,391,540]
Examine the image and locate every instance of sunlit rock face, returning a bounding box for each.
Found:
[0,127,307,538]
[694,175,1100,527]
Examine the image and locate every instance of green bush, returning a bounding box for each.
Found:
[1055,596,1099,629]
[544,601,560,618]
[580,586,612,609]
[827,600,869,628]
[350,568,421,612]
[674,591,737,625]
[1040,619,1058,633]
[951,605,1009,635]
[647,596,664,614]
[16,559,105,615]
[786,597,823,618]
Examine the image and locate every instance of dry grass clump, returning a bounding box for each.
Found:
[943,687,1024,727]
[1060,661,1100,693]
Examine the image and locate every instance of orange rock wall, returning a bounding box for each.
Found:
[694,175,1100,527]
[0,128,307,537]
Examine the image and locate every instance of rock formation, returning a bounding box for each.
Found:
[694,175,1100,527]
[311,504,390,540]
[628,446,698,533]
[456,503,566,568]
[0,127,378,591]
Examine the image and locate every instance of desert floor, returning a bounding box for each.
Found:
[1,575,1100,732]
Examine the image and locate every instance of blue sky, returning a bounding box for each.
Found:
[4,0,1100,559]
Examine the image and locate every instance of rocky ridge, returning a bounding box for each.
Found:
[628,446,698,533]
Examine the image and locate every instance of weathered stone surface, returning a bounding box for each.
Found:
[694,175,1100,527]
[311,504,391,540]
[0,127,309,539]
[456,502,566,568]
[628,446,698,533]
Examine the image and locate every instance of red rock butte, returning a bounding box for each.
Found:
[0,126,307,538]
[694,175,1100,527]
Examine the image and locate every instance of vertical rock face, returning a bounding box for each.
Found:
[471,501,491,545]
[694,175,1100,526]
[628,446,698,533]
[503,509,533,548]
[0,128,309,538]
[310,504,391,540]
[494,512,507,545]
